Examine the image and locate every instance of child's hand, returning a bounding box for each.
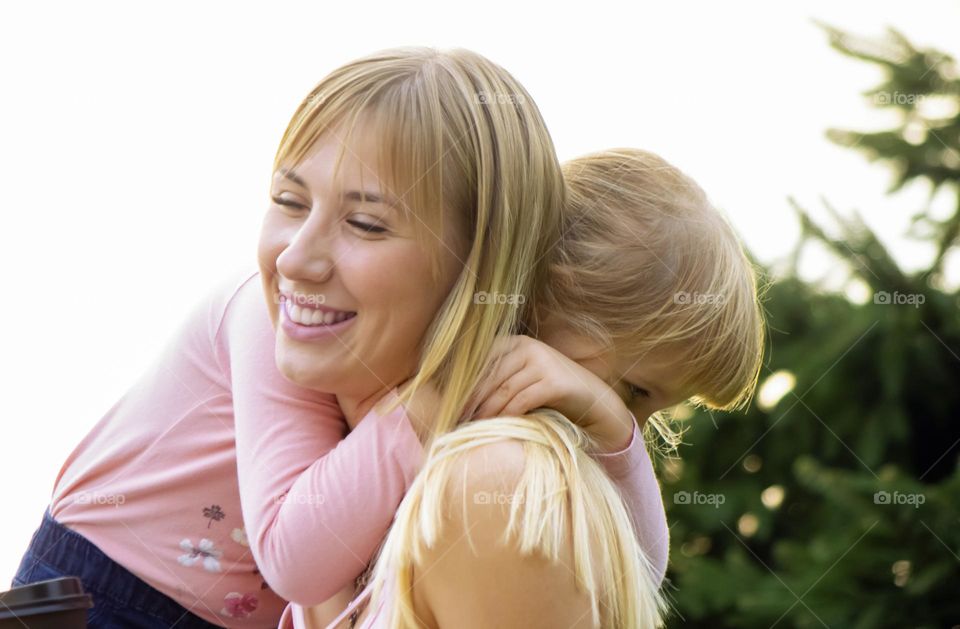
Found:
[469,335,636,452]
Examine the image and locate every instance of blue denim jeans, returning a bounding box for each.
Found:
[12,509,224,629]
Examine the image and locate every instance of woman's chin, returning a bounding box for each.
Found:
[275,352,339,392]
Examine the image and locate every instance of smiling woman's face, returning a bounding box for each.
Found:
[258,122,468,406]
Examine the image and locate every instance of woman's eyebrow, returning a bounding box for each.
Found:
[278,167,308,189]
[342,189,401,209]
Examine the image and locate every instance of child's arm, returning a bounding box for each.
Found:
[468,334,670,584]
[590,420,670,585]
[215,274,424,606]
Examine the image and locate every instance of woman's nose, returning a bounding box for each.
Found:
[276,208,337,284]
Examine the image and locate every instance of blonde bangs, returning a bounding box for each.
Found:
[270,48,467,282]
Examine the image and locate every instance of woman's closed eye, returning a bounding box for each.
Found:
[346,218,388,234]
[271,196,389,234]
[271,195,308,211]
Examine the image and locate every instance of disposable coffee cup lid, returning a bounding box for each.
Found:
[0,577,93,618]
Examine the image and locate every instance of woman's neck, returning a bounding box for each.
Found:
[338,385,396,430]
[338,377,441,443]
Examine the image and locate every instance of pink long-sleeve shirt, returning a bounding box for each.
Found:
[49,265,669,628]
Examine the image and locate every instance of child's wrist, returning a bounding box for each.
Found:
[596,416,636,452]
[588,394,636,453]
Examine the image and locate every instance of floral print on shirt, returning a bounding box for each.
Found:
[176,518,265,620]
[221,592,259,619]
[231,527,249,547]
[178,538,223,572]
[203,504,226,528]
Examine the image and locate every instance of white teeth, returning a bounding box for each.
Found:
[285,298,353,327]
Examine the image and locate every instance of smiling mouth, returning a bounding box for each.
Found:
[280,295,357,327]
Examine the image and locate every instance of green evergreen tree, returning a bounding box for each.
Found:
[663,26,960,628]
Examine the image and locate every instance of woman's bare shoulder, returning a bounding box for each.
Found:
[410,432,594,629]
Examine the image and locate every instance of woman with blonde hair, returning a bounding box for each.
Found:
[264,51,681,628]
[14,47,671,628]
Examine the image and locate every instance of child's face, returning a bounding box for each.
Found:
[541,327,692,422]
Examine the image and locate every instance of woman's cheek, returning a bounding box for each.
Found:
[340,243,425,299]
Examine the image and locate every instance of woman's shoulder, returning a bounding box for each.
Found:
[410,427,595,628]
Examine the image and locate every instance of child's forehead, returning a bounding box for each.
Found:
[619,344,693,395]
[620,343,688,370]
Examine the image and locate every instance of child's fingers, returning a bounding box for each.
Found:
[499,379,552,418]
[473,367,541,419]
[468,343,527,413]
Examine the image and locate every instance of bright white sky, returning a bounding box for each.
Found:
[1,0,958,586]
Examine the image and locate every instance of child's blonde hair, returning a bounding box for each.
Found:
[538,148,767,449]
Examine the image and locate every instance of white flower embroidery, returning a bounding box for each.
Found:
[178,538,223,573]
